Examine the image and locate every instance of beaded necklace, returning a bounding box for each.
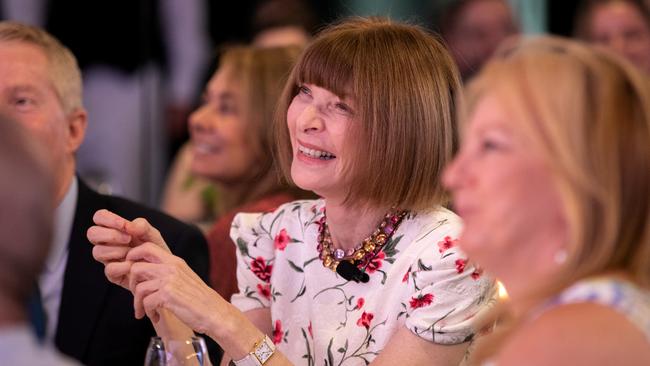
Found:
[317,208,408,273]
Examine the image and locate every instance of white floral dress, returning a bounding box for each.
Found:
[541,277,650,341]
[230,199,495,365]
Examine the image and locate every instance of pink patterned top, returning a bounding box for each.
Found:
[230,199,495,365]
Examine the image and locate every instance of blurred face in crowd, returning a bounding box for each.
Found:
[253,26,310,47]
[189,67,256,185]
[445,0,519,79]
[0,41,85,202]
[443,94,567,283]
[286,83,354,201]
[586,2,650,73]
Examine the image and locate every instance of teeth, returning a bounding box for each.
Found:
[298,145,335,160]
[194,143,217,154]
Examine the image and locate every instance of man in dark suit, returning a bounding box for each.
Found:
[0,21,210,365]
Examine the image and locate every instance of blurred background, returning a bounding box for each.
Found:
[0,0,643,206]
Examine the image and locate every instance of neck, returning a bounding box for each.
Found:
[499,264,565,318]
[324,199,387,251]
[494,226,569,309]
[55,162,75,205]
[0,297,27,327]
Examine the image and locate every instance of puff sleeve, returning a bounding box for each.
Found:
[229,210,278,312]
[402,223,496,344]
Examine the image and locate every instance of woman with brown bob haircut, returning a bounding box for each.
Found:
[444,36,650,365]
[88,17,494,365]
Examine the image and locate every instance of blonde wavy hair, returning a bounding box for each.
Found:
[464,36,650,363]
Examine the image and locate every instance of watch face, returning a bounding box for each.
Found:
[254,340,274,363]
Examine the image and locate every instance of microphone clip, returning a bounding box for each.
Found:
[336,260,370,283]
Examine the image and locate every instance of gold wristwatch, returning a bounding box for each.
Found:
[231,335,276,366]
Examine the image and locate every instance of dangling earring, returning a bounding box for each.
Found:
[553,249,568,265]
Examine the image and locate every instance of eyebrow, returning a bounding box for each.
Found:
[300,81,354,102]
[474,123,513,139]
[8,85,42,95]
[204,90,236,102]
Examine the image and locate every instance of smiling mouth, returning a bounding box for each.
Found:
[298,145,336,160]
[193,142,219,154]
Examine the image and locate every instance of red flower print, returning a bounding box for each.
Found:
[251,256,273,282]
[455,258,467,274]
[308,322,313,338]
[409,293,434,309]
[356,297,365,309]
[356,311,374,329]
[471,267,483,280]
[272,320,283,344]
[366,251,386,274]
[438,236,458,253]
[257,283,271,300]
[402,268,411,283]
[274,229,291,250]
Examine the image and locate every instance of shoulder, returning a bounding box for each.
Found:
[498,302,650,366]
[232,198,323,236]
[211,193,299,242]
[399,206,465,266]
[237,192,299,214]
[408,206,463,243]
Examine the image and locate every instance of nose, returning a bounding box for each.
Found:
[607,34,628,55]
[442,151,467,192]
[296,105,325,133]
[188,105,212,134]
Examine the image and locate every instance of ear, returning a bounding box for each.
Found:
[65,108,87,154]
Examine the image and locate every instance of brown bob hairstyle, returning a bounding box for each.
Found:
[274,17,461,211]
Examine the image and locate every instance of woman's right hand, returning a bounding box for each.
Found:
[86,209,171,290]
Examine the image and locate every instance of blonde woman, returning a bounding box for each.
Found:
[444,36,650,365]
[88,18,494,365]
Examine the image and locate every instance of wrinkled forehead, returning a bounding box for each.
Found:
[0,43,59,93]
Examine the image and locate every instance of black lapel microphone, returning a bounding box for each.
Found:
[336,260,370,283]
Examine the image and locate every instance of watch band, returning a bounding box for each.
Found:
[232,335,276,366]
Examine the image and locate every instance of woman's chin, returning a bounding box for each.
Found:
[458,232,489,259]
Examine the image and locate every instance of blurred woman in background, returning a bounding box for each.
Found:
[574,0,650,74]
[163,45,309,301]
[444,36,650,365]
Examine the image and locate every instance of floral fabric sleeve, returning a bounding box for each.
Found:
[229,211,277,312]
[403,231,495,345]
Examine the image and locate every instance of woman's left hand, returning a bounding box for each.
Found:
[127,242,225,337]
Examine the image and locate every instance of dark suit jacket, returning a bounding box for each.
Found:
[54,179,211,365]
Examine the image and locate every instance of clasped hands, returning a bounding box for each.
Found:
[86,209,220,335]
